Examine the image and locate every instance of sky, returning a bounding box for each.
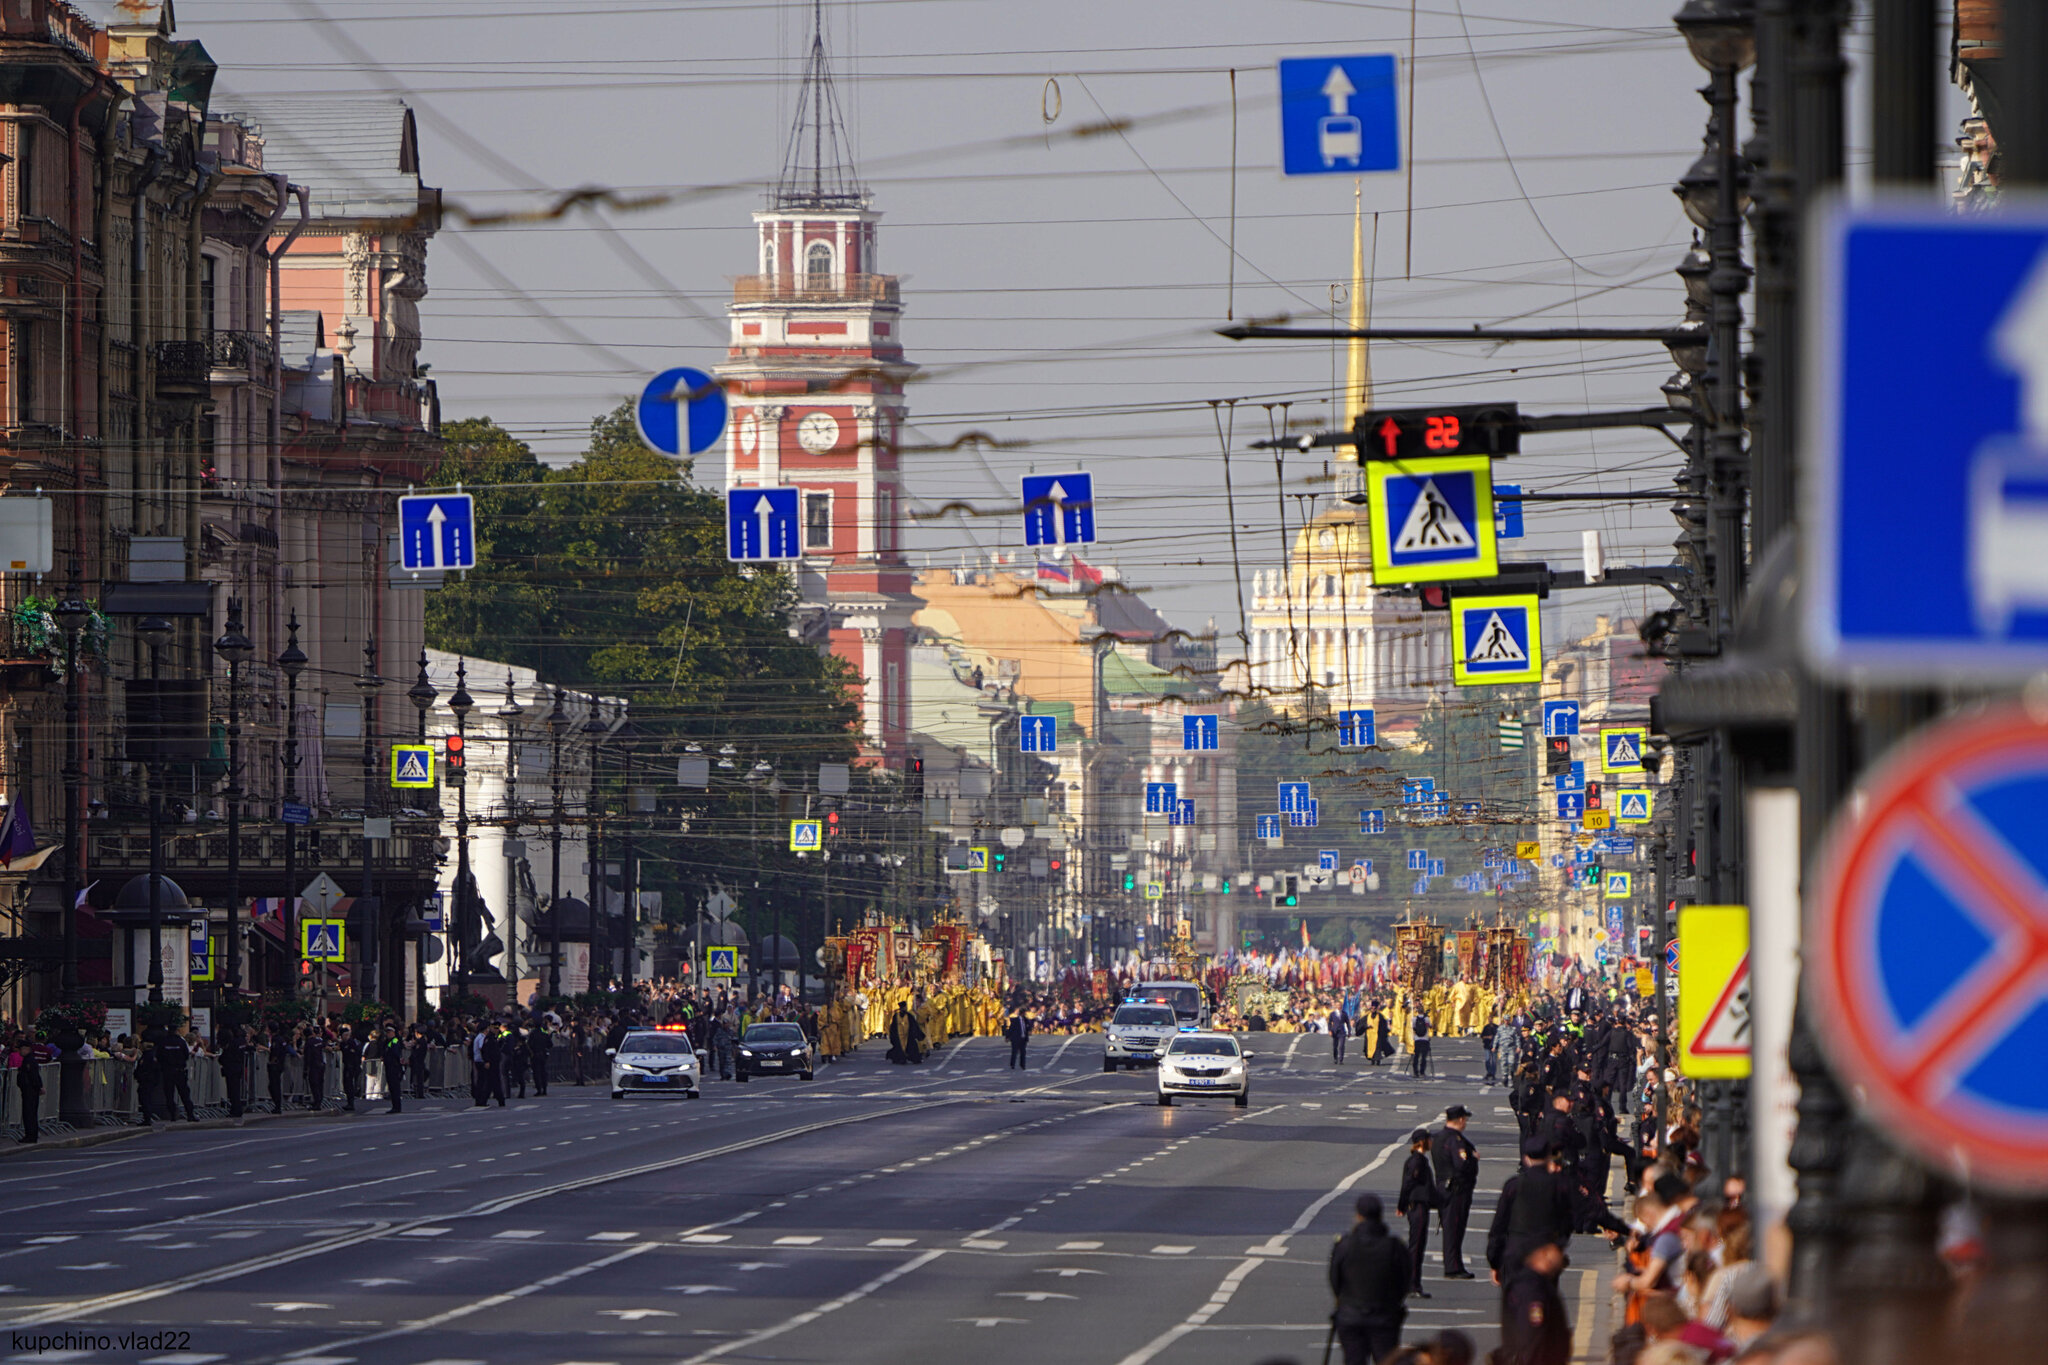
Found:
[168,0,1939,648]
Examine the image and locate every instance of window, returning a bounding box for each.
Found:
[806,241,833,285]
[11,320,33,425]
[804,491,832,550]
[200,255,218,338]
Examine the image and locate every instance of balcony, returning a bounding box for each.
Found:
[206,330,278,384]
[732,273,899,306]
[150,340,210,398]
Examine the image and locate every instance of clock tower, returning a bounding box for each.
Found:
[717,7,918,758]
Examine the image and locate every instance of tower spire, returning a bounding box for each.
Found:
[774,0,865,210]
[1343,181,1373,427]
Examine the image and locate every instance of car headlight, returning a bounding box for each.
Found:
[737,1048,754,1057]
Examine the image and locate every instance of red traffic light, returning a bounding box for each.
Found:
[1355,404,1519,459]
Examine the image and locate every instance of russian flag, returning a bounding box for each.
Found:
[1036,560,1071,583]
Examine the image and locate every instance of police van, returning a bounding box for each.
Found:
[1125,980,1209,1029]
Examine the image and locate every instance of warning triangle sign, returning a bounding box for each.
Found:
[1467,611,1527,663]
[1621,792,1648,818]
[1688,954,1751,1057]
[1392,478,1476,553]
[396,751,428,782]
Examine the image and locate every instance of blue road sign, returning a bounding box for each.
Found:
[1172,797,1196,827]
[1318,850,1339,871]
[726,487,801,561]
[1145,781,1177,815]
[1360,809,1386,835]
[1543,700,1581,737]
[1408,849,1427,871]
[1336,708,1376,748]
[1256,813,1282,839]
[1277,54,1399,176]
[1604,728,1646,771]
[1558,792,1586,821]
[1429,859,1445,877]
[1366,455,1498,583]
[1288,799,1320,829]
[398,492,476,572]
[1278,781,1312,813]
[1020,714,1058,753]
[1557,771,1585,793]
[1617,790,1652,822]
[1461,802,1481,817]
[1183,714,1219,751]
[635,366,728,457]
[1021,472,1095,548]
[1665,940,1680,973]
[1494,483,1525,539]
[1810,205,2048,680]
[281,802,312,826]
[1811,707,2048,1187]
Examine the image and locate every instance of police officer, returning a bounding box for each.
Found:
[380,1026,406,1114]
[1396,1128,1444,1299]
[1328,1193,1410,1364]
[1498,1240,1571,1365]
[1488,1137,1576,1284]
[303,1025,327,1110]
[528,1018,553,1096]
[266,1022,291,1113]
[1432,1104,1479,1279]
[338,1024,363,1112]
[157,1023,198,1122]
[218,1023,247,1120]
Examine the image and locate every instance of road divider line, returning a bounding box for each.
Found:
[1116,1131,1409,1364]
[672,1249,946,1365]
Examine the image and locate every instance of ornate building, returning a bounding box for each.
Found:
[716,15,917,759]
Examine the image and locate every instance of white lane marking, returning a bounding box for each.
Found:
[493,1230,543,1239]
[772,1236,821,1246]
[1571,1267,1600,1361]
[1116,1132,1408,1365]
[587,1233,638,1242]
[680,1234,730,1245]
[142,1354,225,1364]
[280,1243,655,1361]
[867,1238,915,1248]
[1151,1245,1195,1255]
[962,1239,1008,1250]
[1283,1034,1306,1070]
[1058,1241,1103,1251]
[673,1249,945,1365]
[398,1228,451,1238]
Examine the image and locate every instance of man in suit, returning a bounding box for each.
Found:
[1432,1104,1480,1279]
[1004,1006,1033,1069]
[1396,1128,1444,1298]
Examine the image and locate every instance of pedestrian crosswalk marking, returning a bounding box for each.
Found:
[1392,478,1476,553]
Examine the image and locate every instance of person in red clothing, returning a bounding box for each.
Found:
[1639,1293,1737,1363]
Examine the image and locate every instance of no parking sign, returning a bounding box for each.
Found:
[1814,704,2048,1189]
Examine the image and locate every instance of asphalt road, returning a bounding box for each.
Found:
[2,1035,1613,1365]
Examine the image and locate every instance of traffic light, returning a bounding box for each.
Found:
[445,733,465,770]
[826,810,839,836]
[1354,403,1520,458]
[1050,858,1062,872]
[1123,871,1136,893]
[1586,780,1603,811]
[1220,877,1232,895]
[1281,875,1299,907]
[1546,737,1571,775]
[992,850,1007,872]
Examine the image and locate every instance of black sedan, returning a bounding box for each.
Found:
[735,1022,816,1081]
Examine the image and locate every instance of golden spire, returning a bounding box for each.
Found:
[1342,180,1372,428]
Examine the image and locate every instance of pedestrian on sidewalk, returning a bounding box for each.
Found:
[304,1025,328,1110]
[1327,1192,1409,1364]
[134,1039,162,1125]
[157,1023,199,1121]
[266,1024,291,1114]
[529,1019,552,1096]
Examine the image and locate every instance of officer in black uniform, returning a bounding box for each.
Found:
[380,1026,405,1113]
[338,1024,363,1112]
[1327,1193,1410,1364]
[1432,1104,1479,1279]
[219,1024,247,1120]
[529,1019,553,1096]
[157,1024,198,1121]
[1488,1136,1576,1283]
[1396,1127,1444,1298]
[1498,1240,1572,1365]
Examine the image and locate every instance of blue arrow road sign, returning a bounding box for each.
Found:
[1256,813,1282,839]
[1318,850,1339,871]
[1543,700,1581,736]
[1429,859,1445,877]
[1172,797,1195,827]
[1278,781,1311,813]
[1809,205,2048,680]
[398,493,476,572]
[1494,483,1525,539]
[1020,714,1058,753]
[1337,709,1376,747]
[1146,781,1177,815]
[726,487,801,561]
[1558,792,1586,821]
[1021,472,1095,548]
[1289,799,1320,829]
[1557,771,1585,793]
[1278,54,1399,176]
[1183,714,1219,751]
[1360,809,1386,834]
[635,366,728,457]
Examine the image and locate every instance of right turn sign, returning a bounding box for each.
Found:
[1677,904,1751,1080]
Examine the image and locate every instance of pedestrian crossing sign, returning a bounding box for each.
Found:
[301,918,346,962]
[705,946,739,979]
[1145,881,1164,900]
[788,819,822,851]
[189,924,214,982]
[390,743,435,788]
[1616,789,1653,824]
[1603,727,1648,773]
[1363,453,1499,585]
[1604,870,1633,899]
[1449,592,1542,685]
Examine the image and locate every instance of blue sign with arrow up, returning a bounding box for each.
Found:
[1278,54,1399,176]
[398,493,476,572]
[1021,472,1095,548]
[635,366,728,457]
[726,487,800,561]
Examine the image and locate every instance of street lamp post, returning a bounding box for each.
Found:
[582,696,609,989]
[53,576,89,1002]
[747,759,776,996]
[618,722,637,994]
[490,673,524,993]
[137,615,174,1004]
[278,614,307,995]
[448,661,475,1004]
[406,653,437,1020]
[545,688,568,999]
[214,601,255,999]
[356,641,381,1007]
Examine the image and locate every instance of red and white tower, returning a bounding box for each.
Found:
[717,13,918,758]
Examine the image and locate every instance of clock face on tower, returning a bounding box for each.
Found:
[736,410,760,456]
[797,411,840,454]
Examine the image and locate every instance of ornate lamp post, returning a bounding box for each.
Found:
[582,696,609,988]
[746,758,776,996]
[545,688,569,998]
[356,641,381,1005]
[52,577,90,1002]
[213,601,255,998]
[278,614,307,992]
[405,653,437,1020]
[136,614,174,1003]
[448,661,475,1003]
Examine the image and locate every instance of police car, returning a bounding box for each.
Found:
[1102,1003,1179,1071]
[608,1026,701,1100]
[1155,1030,1250,1108]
